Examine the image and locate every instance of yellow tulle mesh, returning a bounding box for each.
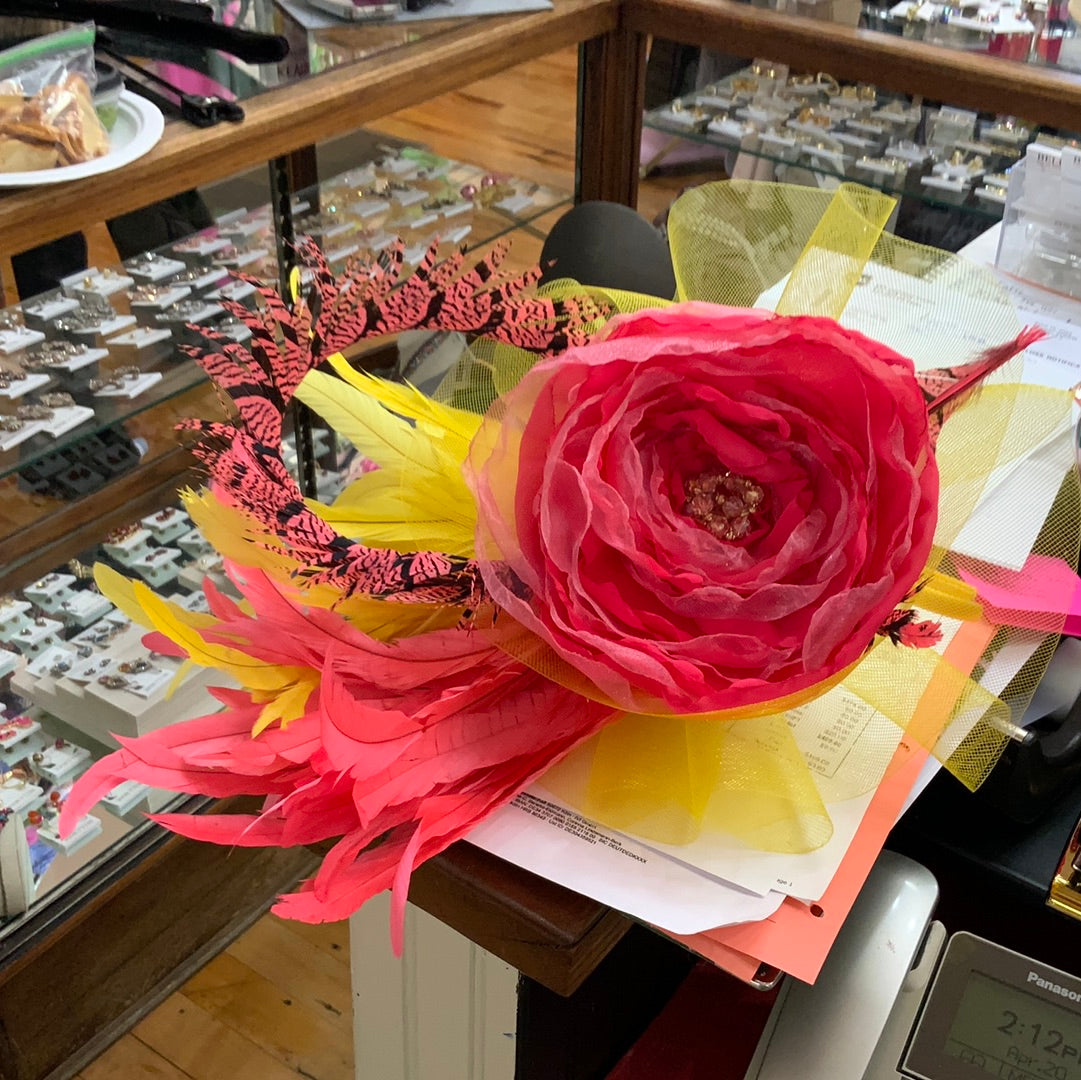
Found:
[434,180,1079,856]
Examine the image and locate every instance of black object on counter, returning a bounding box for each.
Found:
[539,201,678,300]
[5,0,288,64]
[97,44,245,129]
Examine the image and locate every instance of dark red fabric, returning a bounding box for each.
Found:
[607,962,778,1080]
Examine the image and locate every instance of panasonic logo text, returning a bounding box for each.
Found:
[1028,972,1081,1002]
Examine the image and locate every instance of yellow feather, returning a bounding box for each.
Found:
[252,676,320,735]
[132,581,310,693]
[919,571,985,622]
[294,365,478,556]
[325,356,482,445]
[94,563,156,629]
[295,369,447,474]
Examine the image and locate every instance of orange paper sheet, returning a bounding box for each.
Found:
[669,619,996,985]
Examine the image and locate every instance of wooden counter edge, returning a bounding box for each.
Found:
[626,0,1081,131]
[0,0,619,256]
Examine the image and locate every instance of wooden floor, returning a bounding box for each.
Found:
[78,917,353,1080]
[76,45,720,1080]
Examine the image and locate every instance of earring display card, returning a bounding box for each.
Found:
[172,236,232,259]
[215,248,267,270]
[443,225,472,246]
[121,667,174,699]
[125,255,187,282]
[0,652,18,680]
[0,327,46,355]
[105,329,174,363]
[32,743,91,786]
[0,600,33,636]
[140,508,191,546]
[30,589,78,618]
[70,313,136,340]
[41,405,95,440]
[91,371,162,400]
[0,373,50,400]
[12,618,64,653]
[175,529,212,560]
[21,295,80,326]
[100,779,150,818]
[0,782,45,817]
[70,272,136,300]
[25,647,79,682]
[36,811,102,856]
[129,547,182,587]
[205,279,257,304]
[44,346,109,373]
[23,574,77,606]
[102,528,153,564]
[0,717,40,749]
[128,288,192,314]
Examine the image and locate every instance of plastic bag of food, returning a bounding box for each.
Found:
[0,24,110,174]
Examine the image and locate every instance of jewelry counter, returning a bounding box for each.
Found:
[3,4,1081,1076]
[0,133,568,1077]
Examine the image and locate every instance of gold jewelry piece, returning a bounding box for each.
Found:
[815,72,841,97]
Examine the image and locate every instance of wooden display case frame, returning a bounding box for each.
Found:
[2,3,1081,1075]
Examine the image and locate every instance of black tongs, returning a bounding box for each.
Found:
[99,44,244,128]
[6,0,289,64]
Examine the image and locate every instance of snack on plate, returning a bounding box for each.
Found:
[0,72,109,174]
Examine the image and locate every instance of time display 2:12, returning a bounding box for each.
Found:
[997,1011,1081,1062]
[945,971,1081,1080]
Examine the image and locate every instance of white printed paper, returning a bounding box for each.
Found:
[469,792,785,935]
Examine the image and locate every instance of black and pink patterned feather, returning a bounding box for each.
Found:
[182,238,596,605]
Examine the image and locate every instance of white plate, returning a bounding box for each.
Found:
[0,92,165,189]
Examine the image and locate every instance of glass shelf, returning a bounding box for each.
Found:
[0,138,569,566]
[643,62,1036,245]
[0,136,568,946]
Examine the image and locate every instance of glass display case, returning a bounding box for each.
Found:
[0,133,567,1047]
[4,0,1081,1075]
[642,58,1046,249]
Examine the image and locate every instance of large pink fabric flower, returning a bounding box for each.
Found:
[467,302,938,715]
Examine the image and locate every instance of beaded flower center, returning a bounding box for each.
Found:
[683,469,765,541]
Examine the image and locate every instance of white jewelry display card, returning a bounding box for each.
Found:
[0,599,32,636]
[101,779,150,817]
[12,617,64,651]
[141,508,190,545]
[26,645,78,681]
[72,313,136,338]
[0,326,45,354]
[103,527,153,564]
[92,371,163,400]
[130,547,182,586]
[33,742,92,785]
[107,327,173,351]
[0,374,50,401]
[125,255,187,282]
[46,346,108,373]
[22,296,80,323]
[42,405,95,440]
[0,782,45,817]
[37,812,102,855]
[0,717,40,748]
